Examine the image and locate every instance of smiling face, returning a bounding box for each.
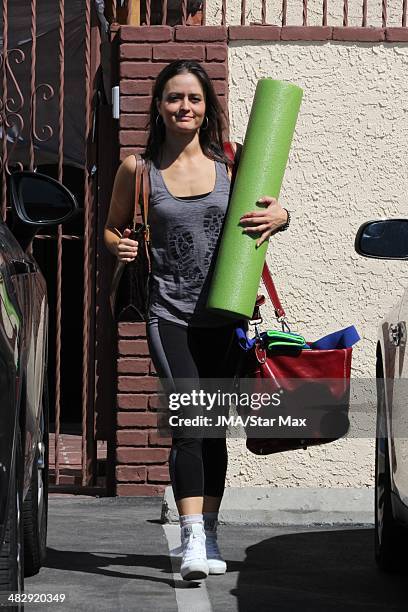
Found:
[156,71,206,135]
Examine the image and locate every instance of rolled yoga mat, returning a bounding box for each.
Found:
[207,79,303,319]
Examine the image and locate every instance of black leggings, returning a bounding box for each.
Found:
[147,317,240,502]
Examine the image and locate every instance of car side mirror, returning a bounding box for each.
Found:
[9,171,78,225]
[355,219,408,260]
[8,171,79,251]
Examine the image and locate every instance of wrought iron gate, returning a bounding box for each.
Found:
[0,1,110,492]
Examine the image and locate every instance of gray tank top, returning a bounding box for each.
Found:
[147,158,236,327]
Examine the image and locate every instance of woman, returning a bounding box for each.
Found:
[104,60,289,581]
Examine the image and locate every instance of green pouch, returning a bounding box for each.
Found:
[265,330,308,351]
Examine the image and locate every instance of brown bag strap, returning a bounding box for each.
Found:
[142,162,150,241]
[133,156,148,228]
[133,154,152,272]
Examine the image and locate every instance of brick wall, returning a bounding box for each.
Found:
[116,322,171,496]
[114,26,229,496]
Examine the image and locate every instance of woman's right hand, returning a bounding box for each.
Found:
[116,228,139,262]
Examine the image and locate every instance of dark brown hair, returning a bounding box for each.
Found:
[142,60,232,167]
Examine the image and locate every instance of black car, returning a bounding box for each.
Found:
[355,219,408,571]
[0,171,77,592]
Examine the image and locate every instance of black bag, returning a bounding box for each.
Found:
[110,156,151,322]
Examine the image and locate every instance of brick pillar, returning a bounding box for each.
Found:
[116,322,171,496]
[115,26,229,496]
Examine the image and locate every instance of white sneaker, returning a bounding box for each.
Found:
[204,520,227,575]
[180,523,209,581]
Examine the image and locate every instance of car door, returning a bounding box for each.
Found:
[0,226,21,531]
[389,287,408,504]
[0,221,46,494]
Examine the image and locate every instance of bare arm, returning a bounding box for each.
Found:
[235,141,288,247]
[104,155,139,262]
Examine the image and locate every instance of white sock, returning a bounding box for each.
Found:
[179,513,203,529]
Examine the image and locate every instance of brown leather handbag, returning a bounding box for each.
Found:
[110,155,151,321]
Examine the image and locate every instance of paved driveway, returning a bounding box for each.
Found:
[25,497,407,612]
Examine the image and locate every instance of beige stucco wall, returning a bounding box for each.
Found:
[206,0,404,27]
[225,41,408,488]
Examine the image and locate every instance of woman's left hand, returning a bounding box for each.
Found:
[239,196,288,248]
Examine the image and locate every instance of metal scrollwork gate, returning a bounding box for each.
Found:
[0,0,112,493]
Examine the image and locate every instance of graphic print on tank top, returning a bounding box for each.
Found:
[167,206,224,287]
[147,159,234,325]
[168,227,204,286]
[203,206,224,268]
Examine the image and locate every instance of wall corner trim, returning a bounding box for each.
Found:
[385,27,408,42]
[280,26,333,41]
[228,25,281,41]
[331,26,385,42]
[226,25,408,43]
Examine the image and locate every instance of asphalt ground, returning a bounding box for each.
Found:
[23,496,408,612]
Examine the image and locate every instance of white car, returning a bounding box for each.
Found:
[355,218,408,570]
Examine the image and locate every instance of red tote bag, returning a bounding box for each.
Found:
[241,263,353,455]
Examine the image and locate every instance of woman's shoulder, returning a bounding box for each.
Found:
[120,153,152,172]
[120,153,138,171]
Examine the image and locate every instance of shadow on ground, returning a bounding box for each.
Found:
[43,548,178,588]
[36,504,408,612]
[233,528,406,612]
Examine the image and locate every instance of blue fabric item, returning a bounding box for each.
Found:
[236,326,255,351]
[309,326,360,350]
[235,325,360,352]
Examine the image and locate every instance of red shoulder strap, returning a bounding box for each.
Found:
[260,262,285,319]
[222,141,286,320]
[223,141,236,163]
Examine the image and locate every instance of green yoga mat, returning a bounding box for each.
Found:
[207,79,303,319]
